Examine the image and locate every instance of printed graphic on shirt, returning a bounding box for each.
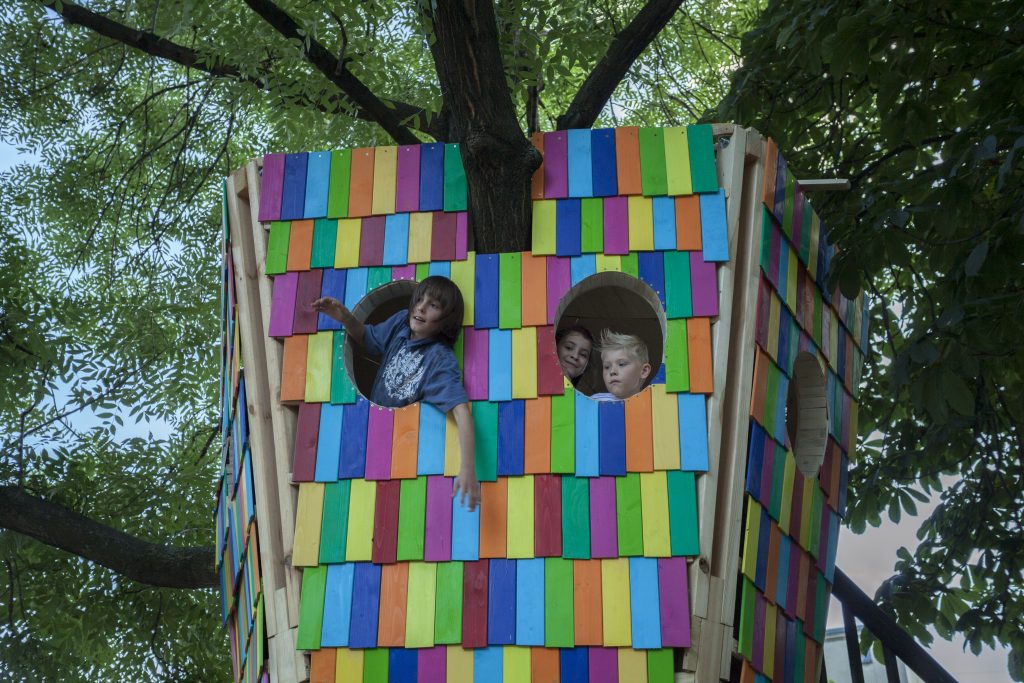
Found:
[380,346,426,404]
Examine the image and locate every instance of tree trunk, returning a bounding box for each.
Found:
[461,131,540,254]
[425,0,541,254]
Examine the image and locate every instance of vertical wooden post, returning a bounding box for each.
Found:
[225,161,306,682]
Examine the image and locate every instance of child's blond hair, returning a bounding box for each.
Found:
[597,329,649,365]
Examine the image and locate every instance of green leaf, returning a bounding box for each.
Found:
[1008,648,1023,682]
[923,377,949,422]
[898,490,918,516]
[909,340,939,366]
[888,503,902,524]
[974,135,997,163]
[965,239,988,277]
[942,371,975,417]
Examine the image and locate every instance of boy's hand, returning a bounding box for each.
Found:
[311,296,348,322]
[453,467,480,512]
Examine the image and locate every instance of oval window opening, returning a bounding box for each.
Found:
[786,351,829,475]
[344,279,419,401]
[554,271,667,398]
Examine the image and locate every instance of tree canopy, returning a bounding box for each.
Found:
[0,0,1020,680]
[0,0,749,679]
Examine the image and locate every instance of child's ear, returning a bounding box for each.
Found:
[640,363,652,380]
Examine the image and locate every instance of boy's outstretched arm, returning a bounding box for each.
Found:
[311,297,365,344]
[450,402,480,511]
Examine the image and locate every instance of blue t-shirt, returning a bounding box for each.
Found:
[362,310,469,413]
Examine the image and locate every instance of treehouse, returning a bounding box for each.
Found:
[215,123,867,683]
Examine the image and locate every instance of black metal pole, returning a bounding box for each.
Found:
[843,603,867,683]
[832,568,959,683]
[882,643,902,683]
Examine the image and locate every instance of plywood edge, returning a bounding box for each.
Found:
[269,586,307,683]
[690,126,749,602]
[686,124,748,678]
[242,160,303,629]
[226,167,285,639]
[715,129,770,609]
[711,122,736,138]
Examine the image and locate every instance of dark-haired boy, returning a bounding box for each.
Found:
[313,275,479,510]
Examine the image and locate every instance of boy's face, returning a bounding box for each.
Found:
[409,294,445,340]
[601,348,652,399]
[557,331,592,380]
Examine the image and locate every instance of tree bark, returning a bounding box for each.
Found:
[425,0,541,253]
[557,0,683,130]
[0,486,216,589]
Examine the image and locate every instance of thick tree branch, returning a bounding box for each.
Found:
[40,0,240,78]
[556,0,683,130]
[424,0,541,252]
[40,0,436,139]
[241,0,419,144]
[0,485,216,589]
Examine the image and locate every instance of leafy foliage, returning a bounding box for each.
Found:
[488,0,754,128]
[718,1,1023,678]
[0,0,755,680]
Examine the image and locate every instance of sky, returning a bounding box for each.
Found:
[0,140,28,169]
[1,139,1011,680]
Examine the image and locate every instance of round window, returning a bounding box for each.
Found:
[344,280,418,401]
[786,351,829,475]
[554,271,667,398]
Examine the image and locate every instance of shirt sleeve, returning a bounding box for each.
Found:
[361,310,407,358]
[419,346,470,413]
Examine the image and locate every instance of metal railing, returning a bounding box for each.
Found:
[828,567,958,683]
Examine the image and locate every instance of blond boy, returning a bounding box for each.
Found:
[590,329,652,401]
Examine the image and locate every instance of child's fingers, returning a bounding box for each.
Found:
[452,477,479,511]
[311,297,345,317]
